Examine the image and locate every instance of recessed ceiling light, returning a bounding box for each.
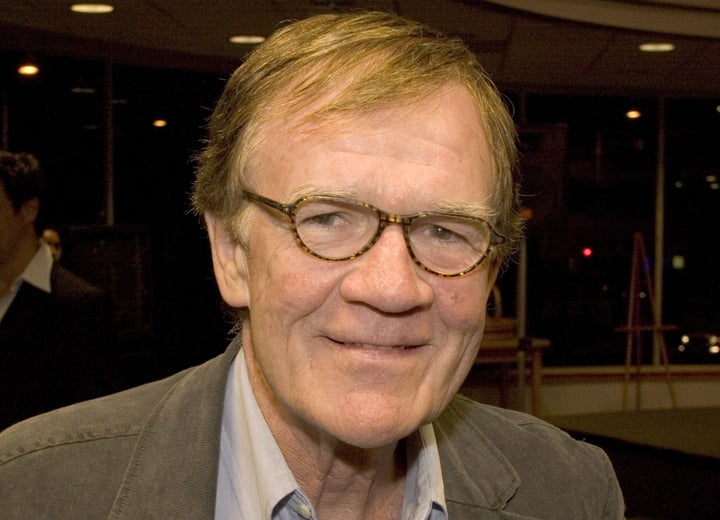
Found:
[18,64,39,76]
[626,110,642,119]
[71,4,114,14]
[639,42,675,52]
[229,35,265,45]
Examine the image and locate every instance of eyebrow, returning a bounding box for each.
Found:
[288,184,356,201]
[435,200,497,221]
[287,183,496,220]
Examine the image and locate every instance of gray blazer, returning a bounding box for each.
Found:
[0,338,624,519]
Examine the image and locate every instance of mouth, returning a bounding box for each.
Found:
[329,339,425,351]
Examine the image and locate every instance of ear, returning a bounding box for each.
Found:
[204,212,250,308]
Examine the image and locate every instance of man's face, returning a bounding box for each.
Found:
[216,84,498,449]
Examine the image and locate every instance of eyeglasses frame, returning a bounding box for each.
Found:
[242,190,505,277]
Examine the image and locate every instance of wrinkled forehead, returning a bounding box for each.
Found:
[249,81,490,177]
[257,78,485,146]
[246,83,494,214]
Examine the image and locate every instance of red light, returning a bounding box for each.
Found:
[582,247,593,257]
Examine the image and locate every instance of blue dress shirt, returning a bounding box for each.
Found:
[215,352,447,519]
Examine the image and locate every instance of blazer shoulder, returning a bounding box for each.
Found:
[52,264,106,298]
[438,395,616,470]
[0,372,189,520]
[0,368,187,465]
[436,396,625,519]
[0,345,237,519]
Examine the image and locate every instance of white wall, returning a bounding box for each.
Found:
[460,364,720,417]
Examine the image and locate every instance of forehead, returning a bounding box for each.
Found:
[276,80,482,136]
[253,84,492,204]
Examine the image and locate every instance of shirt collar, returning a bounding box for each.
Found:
[216,350,447,520]
[216,351,304,519]
[403,423,448,519]
[21,241,53,294]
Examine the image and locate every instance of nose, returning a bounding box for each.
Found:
[339,224,434,313]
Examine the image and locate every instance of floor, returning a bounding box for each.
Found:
[548,408,720,520]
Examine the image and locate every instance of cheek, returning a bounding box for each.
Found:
[439,281,490,330]
[247,247,339,320]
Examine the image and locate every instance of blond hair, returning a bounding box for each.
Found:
[192,11,522,260]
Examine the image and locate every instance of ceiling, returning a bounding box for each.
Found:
[1,0,720,97]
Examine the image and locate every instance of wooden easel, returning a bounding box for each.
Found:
[616,232,677,410]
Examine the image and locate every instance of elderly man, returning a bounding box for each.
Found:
[0,12,624,519]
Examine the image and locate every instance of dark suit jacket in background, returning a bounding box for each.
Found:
[0,338,625,519]
[0,264,118,430]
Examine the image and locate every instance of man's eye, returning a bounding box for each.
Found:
[308,212,342,225]
[427,225,465,242]
[298,211,352,228]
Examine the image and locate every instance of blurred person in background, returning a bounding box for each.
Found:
[42,227,63,262]
[0,151,117,430]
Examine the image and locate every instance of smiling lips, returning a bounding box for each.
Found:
[331,338,425,350]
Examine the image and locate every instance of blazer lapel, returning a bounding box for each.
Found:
[107,338,241,519]
[434,399,521,518]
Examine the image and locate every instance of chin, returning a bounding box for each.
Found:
[327,398,429,450]
[335,426,414,450]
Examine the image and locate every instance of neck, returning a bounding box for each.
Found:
[282,430,407,520]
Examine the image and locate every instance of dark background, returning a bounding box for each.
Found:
[2,51,719,385]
